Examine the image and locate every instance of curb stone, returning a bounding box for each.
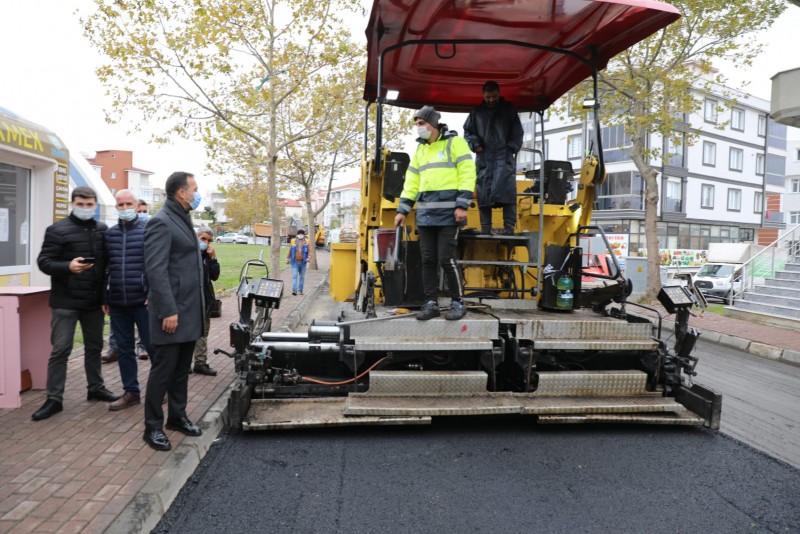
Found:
[109,270,329,533]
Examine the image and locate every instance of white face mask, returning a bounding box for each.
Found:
[416,125,432,140]
[73,207,95,221]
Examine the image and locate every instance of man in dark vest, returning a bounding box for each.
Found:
[142,172,205,451]
[32,186,120,421]
[464,80,524,235]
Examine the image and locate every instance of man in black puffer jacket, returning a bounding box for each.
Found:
[32,186,121,421]
[103,189,155,411]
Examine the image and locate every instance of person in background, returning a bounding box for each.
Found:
[103,189,155,411]
[142,171,205,451]
[32,186,121,421]
[135,199,150,360]
[102,198,152,364]
[192,226,220,376]
[463,80,524,235]
[394,105,476,321]
[286,228,311,296]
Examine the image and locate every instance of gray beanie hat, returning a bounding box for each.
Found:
[414,105,441,126]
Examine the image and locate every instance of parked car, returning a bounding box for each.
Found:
[216,232,249,244]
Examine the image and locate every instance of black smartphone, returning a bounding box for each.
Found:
[79,257,96,264]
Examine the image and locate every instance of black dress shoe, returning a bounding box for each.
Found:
[165,417,203,436]
[32,399,63,421]
[143,428,172,451]
[193,363,217,376]
[87,387,122,402]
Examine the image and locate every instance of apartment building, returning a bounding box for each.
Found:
[519,88,788,255]
[87,150,155,204]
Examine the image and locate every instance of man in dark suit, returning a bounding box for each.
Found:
[142,172,206,451]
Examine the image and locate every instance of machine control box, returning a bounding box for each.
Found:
[658,285,694,314]
[238,277,284,308]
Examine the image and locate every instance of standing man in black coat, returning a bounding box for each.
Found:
[142,172,205,451]
[32,186,121,421]
[463,80,524,235]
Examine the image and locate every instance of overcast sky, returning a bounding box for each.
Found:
[1,1,799,193]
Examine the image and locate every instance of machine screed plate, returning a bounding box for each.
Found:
[243,398,430,430]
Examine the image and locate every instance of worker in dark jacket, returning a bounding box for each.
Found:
[192,226,220,376]
[394,106,477,321]
[102,189,155,411]
[463,80,524,235]
[32,186,121,421]
[142,171,205,451]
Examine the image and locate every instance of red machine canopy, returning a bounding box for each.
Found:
[364,0,680,113]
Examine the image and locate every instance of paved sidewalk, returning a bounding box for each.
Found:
[3,248,799,533]
[0,252,330,534]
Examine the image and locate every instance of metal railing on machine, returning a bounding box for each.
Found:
[734,223,800,302]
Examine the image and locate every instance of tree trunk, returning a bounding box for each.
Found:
[628,114,661,302]
[266,2,282,279]
[304,186,318,270]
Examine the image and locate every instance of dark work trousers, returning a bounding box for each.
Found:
[479,204,516,232]
[144,340,195,429]
[417,225,463,302]
[109,305,154,396]
[46,307,106,402]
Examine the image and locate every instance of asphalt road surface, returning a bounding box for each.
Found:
[156,342,800,533]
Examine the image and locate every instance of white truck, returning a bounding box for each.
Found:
[693,243,762,304]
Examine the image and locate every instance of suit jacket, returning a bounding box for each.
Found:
[144,198,205,345]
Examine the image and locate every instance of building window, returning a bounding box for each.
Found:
[110,188,116,195]
[567,134,582,159]
[665,177,683,212]
[110,172,116,179]
[756,153,765,176]
[702,141,716,166]
[792,178,800,194]
[704,98,718,123]
[730,107,745,131]
[729,147,743,172]
[666,132,684,167]
[596,171,643,210]
[0,163,31,272]
[701,184,714,209]
[727,189,741,211]
[758,114,767,137]
[754,191,763,214]
[791,212,800,225]
[796,148,800,161]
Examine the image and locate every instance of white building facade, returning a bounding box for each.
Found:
[520,87,788,254]
[320,181,361,229]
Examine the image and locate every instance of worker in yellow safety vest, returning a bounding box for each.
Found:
[394,105,477,321]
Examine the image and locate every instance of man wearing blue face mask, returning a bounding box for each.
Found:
[142,172,206,451]
[191,226,220,376]
[33,186,121,421]
[102,189,156,411]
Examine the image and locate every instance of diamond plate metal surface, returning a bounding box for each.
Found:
[345,395,520,416]
[534,370,649,396]
[348,317,498,339]
[363,371,488,396]
[533,340,659,351]
[536,413,705,425]
[243,398,430,430]
[530,320,653,340]
[354,338,493,352]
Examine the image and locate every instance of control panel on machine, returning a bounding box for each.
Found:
[238,277,284,308]
[657,285,695,314]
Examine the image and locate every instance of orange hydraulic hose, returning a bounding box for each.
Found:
[299,357,390,386]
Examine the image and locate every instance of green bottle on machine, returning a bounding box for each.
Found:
[556,274,574,310]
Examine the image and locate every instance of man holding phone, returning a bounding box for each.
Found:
[32,186,121,421]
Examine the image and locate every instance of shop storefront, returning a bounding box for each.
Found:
[0,107,112,287]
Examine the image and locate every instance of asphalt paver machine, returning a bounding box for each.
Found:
[222,0,722,431]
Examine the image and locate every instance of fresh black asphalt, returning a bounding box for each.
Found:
[155,418,799,533]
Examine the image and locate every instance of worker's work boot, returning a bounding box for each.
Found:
[416,301,440,321]
[445,300,467,321]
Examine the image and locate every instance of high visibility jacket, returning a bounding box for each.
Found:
[397,128,477,226]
